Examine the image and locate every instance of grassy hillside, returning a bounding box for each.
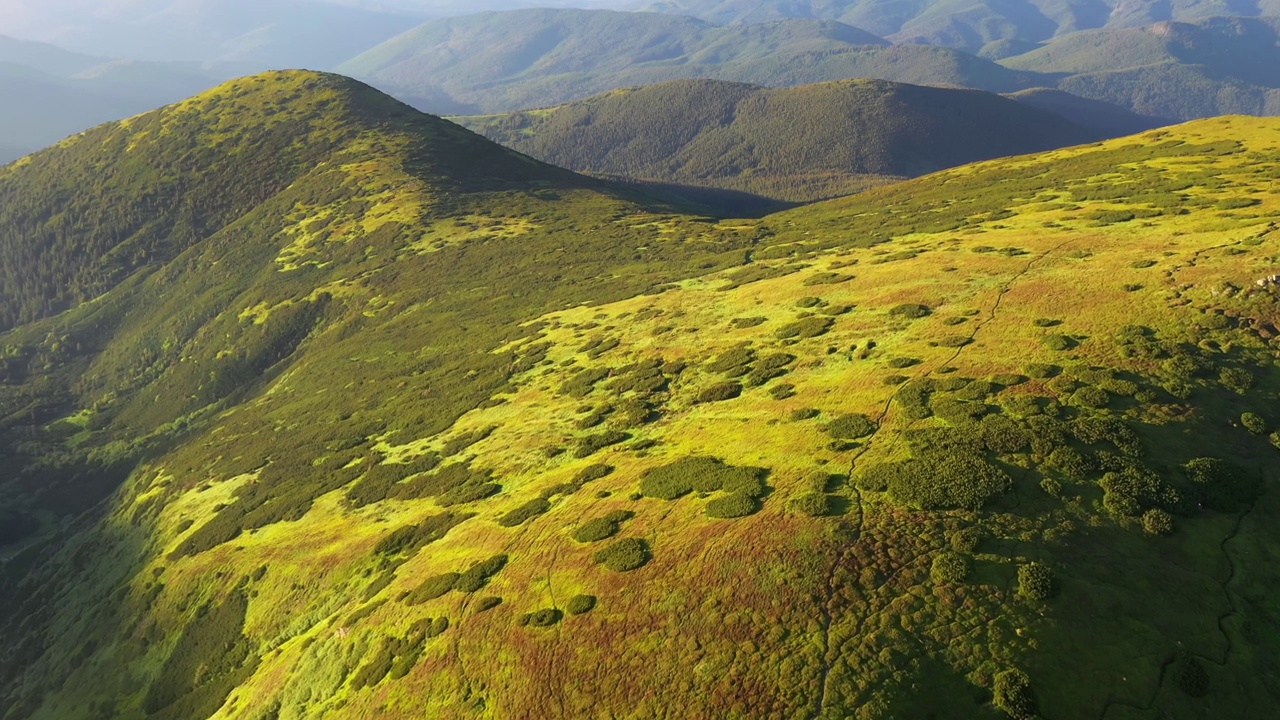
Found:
[644,0,1280,52]
[337,9,1037,113]
[3,72,1280,719]
[454,78,1098,203]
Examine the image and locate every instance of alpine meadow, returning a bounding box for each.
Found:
[1,3,1280,720]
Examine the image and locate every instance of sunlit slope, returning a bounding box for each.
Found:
[1,82,1279,720]
[454,78,1098,203]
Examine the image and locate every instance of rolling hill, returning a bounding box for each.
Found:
[644,0,1280,53]
[337,8,1038,113]
[454,78,1099,202]
[2,70,1280,719]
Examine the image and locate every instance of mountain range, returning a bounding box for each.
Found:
[454,77,1107,203]
[1,70,1279,719]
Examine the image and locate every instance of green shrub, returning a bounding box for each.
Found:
[885,452,1012,510]
[526,608,563,627]
[594,538,651,572]
[706,346,754,374]
[437,481,502,507]
[1032,318,1061,327]
[640,456,767,499]
[930,552,969,585]
[883,374,909,385]
[1219,367,1254,394]
[1175,656,1209,697]
[931,396,989,423]
[697,381,742,403]
[1241,412,1268,435]
[991,373,1027,386]
[475,596,502,613]
[935,335,972,348]
[795,296,823,308]
[706,492,760,519]
[404,573,460,604]
[1184,457,1256,510]
[950,527,980,553]
[826,413,876,439]
[889,303,931,319]
[790,408,820,421]
[565,594,597,615]
[1040,334,1074,351]
[1017,562,1057,601]
[498,498,551,527]
[993,668,1038,719]
[574,464,614,484]
[575,430,630,458]
[1070,386,1110,408]
[804,272,853,286]
[1024,363,1060,378]
[791,492,838,516]
[1043,447,1091,481]
[1100,467,1176,517]
[571,510,634,543]
[1142,508,1174,536]
[454,555,508,593]
[887,357,920,369]
[775,317,833,339]
[979,415,1032,454]
[769,383,797,399]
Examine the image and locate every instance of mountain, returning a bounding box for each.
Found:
[0,0,422,69]
[996,17,1280,119]
[0,33,104,75]
[337,8,1039,113]
[454,77,1098,202]
[1004,87,1162,137]
[2,70,1280,719]
[644,0,1280,53]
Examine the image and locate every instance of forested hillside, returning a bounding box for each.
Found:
[456,78,1098,202]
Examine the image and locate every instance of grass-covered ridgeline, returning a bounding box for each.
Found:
[0,70,1278,719]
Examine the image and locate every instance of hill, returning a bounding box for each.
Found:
[644,0,1280,52]
[0,0,421,69]
[454,78,1099,202]
[0,34,104,75]
[3,72,1280,719]
[337,8,1038,113]
[1004,87,1162,137]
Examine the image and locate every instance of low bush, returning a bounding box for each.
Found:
[993,668,1038,719]
[775,317,833,339]
[1184,457,1256,510]
[526,608,563,627]
[887,357,920,369]
[1040,334,1075,351]
[454,555,508,593]
[475,596,502,613]
[1142,508,1174,535]
[1241,412,1268,435]
[706,492,760,518]
[769,383,797,399]
[640,456,767,499]
[1017,562,1057,601]
[498,498,551,527]
[571,510,634,543]
[1219,367,1254,394]
[594,537,651,572]
[1024,363,1060,379]
[826,413,876,439]
[697,382,742,403]
[889,303,931,319]
[1175,656,1210,697]
[706,347,754,374]
[565,594,597,615]
[883,452,1012,510]
[791,492,838,516]
[404,573,460,604]
[1070,386,1110,408]
[575,431,630,458]
[804,272,853,286]
[949,527,980,553]
[790,408,820,421]
[930,552,969,584]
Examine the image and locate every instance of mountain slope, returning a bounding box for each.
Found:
[454,78,1099,202]
[337,8,1038,113]
[0,34,104,75]
[644,0,1280,52]
[1004,87,1162,137]
[2,73,1280,720]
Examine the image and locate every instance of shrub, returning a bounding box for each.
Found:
[697,381,742,403]
[1070,386,1110,408]
[594,538,651,572]
[404,573,460,604]
[1241,412,1268,435]
[1039,477,1062,496]
[565,594,597,615]
[706,347,754,374]
[769,383,797,399]
[526,608,563,627]
[796,296,823,308]
[1175,656,1209,697]
[935,335,972,348]
[991,374,1027,386]
[790,408,820,421]
[979,415,1031,453]
[1142,508,1174,535]
[1017,563,1057,601]
[791,492,838,516]
[1043,447,1091,481]
[1032,318,1061,327]
[1185,457,1256,510]
[574,464,614,484]
[887,357,920,369]
[571,510,634,543]
[1024,363,1060,378]
[930,552,969,584]
[826,413,876,439]
[1219,367,1254,394]
[706,492,760,519]
[775,317,833,339]
[454,555,508,593]
[804,272,853,286]
[950,527,981,553]
[1100,467,1176,517]
[575,430,630,458]
[889,303,931,319]
[993,668,1038,719]
[640,456,767,499]
[475,596,502,613]
[1040,334,1074,351]
[498,498,551,527]
[885,452,1012,510]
